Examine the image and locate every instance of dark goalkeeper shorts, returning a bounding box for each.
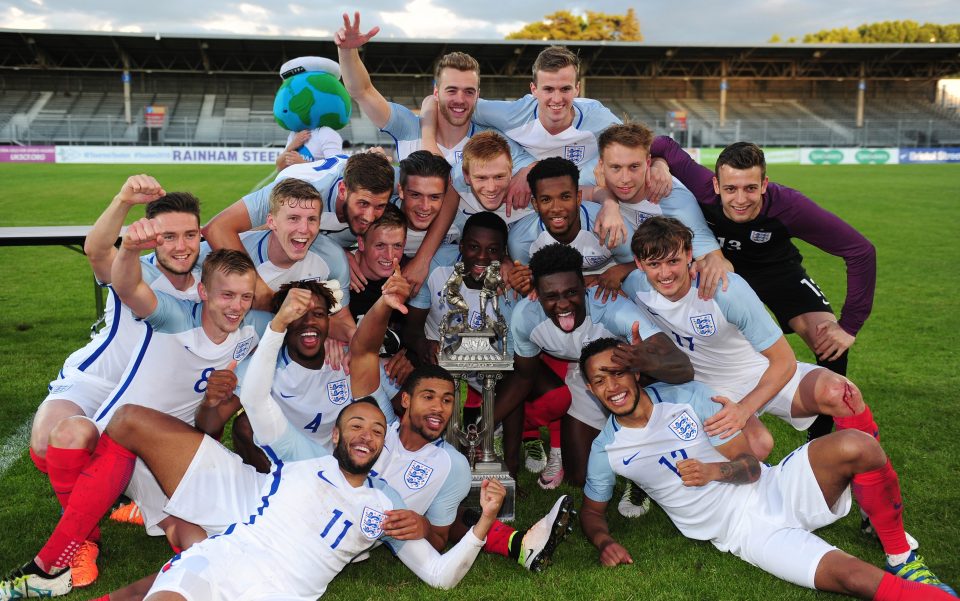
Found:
[740,267,834,334]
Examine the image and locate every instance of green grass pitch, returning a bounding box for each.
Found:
[0,162,958,600]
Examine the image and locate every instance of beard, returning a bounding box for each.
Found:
[332,435,379,475]
[156,251,198,276]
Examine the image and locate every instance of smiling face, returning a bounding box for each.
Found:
[266,199,320,268]
[713,164,768,223]
[198,269,256,341]
[357,225,405,280]
[531,175,582,243]
[400,175,446,232]
[152,211,201,276]
[531,65,579,134]
[332,401,387,475]
[463,153,512,211]
[536,271,586,333]
[636,245,694,302]
[435,67,479,128]
[460,226,505,286]
[401,377,455,443]
[285,293,330,367]
[340,184,392,236]
[584,348,642,417]
[600,142,650,204]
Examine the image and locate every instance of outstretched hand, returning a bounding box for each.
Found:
[335,12,380,49]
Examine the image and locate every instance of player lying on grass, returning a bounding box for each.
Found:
[142,399,507,601]
[29,175,203,587]
[578,337,956,600]
[621,216,916,553]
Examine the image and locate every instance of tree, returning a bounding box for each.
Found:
[506,9,642,41]
[795,20,960,43]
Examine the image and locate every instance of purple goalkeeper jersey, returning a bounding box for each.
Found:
[650,136,876,336]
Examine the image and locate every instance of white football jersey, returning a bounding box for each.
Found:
[508,202,634,274]
[172,454,404,600]
[450,168,535,229]
[52,256,200,392]
[232,230,351,305]
[474,95,620,186]
[621,272,782,396]
[370,423,471,527]
[92,292,270,429]
[585,381,754,548]
[613,177,720,259]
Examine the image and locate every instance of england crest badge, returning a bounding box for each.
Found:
[690,314,716,336]
[233,337,255,361]
[749,230,772,243]
[564,145,586,163]
[327,379,350,405]
[468,310,484,329]
[404,460,434,490]
[669,411,698,441]
[360,506,386,539]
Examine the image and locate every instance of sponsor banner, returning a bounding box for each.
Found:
[898,147,960,164]
[698,147,799,166]
[801,148,899,165]
[0,145,56,163]
[55,146,282,164]
[144,105,167,129]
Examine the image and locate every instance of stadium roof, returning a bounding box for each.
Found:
[1,29,959,81]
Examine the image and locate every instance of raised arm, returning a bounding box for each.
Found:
[350,261,410,397]
[238,288,316,446]
[85,174,166,283]
[335,12,391,128]
[111,218,162,318]
[393,478,505,588]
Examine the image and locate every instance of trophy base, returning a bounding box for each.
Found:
[464,463,516,522]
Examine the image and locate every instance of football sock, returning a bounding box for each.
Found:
[29,447,48,474]
[852,460,910,556]
[834,404,880,440]
[524,387,572,430]
[46,445,101,542]
[36,434,135,570]
[806,414,834,441]
[88,596,111,601]
[548,418,562,449]
[873,572,955,600]
[482,520,517,558]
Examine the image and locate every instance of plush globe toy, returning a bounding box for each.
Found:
[274,56,351,131]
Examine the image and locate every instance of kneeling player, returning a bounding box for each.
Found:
[579,338,956,600]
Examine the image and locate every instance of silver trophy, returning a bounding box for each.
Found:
[438,261,516,521]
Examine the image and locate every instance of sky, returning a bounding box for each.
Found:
[0,0,957,43]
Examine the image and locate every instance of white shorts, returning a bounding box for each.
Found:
[150,543,312,601]
[720,443,852,588]
[713,362,820,431]
[41,367,116,417]
[565,362,608,431]
[164,435,270,536]
[124,457,173,537]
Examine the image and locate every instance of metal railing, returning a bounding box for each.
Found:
[3,113,960,148]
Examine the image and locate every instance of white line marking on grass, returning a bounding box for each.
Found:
[0,418,32,479]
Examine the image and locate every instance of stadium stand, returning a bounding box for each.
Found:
[1,31,958,148]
